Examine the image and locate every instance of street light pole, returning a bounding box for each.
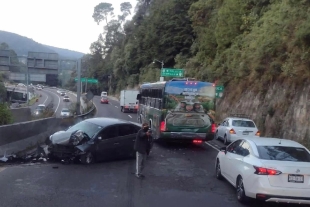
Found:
[76,59,81,115]
[153,59,164,81]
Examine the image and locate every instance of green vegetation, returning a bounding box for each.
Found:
[0,72,13,125]
[85,0,310,98]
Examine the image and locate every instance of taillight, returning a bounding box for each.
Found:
[229,128,236,134]
[253,166,282,175]
[160,121,166,131]
[211,123,216,133]
[193,140,202,144]
[255,131,260,136]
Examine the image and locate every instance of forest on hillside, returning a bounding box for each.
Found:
[84,0,310,96]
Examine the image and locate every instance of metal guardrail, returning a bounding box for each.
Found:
[75,102,96,118]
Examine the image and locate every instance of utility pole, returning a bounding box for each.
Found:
[76,59,81,115]
[26,57,32,106]
[153,59,164,81]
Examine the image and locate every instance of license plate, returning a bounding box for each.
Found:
[288,174,304,183]
[242,131,249,135]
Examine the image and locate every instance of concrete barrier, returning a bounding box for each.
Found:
[0,117,79,157]
[10,107,32,123]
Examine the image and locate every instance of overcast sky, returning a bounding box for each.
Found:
[0,0,137,54]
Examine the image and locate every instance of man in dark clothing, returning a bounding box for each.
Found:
[134,123,151,178]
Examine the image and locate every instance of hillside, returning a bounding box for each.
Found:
[0,30,84,59]
[85,0,310,145]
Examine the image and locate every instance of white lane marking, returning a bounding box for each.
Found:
[0,167,6,173]
[128,115,132,118]
[46,89,60,115]
[43,92,48,104]
[205,142,220,151]
[115,106,118,108]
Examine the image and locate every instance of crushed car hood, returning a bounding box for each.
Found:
[50,131,72,145]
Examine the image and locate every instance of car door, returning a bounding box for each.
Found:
[218,119,228,139]
[222,139,243,183]
[227,140,251,182]
[117,124,139,158]
[94,125,121,161]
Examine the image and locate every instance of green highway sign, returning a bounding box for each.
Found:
[215,85,224,92]
[161,68,184,77]
[215,85,224,98]
[74,78,98,83]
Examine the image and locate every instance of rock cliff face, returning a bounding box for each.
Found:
[216,82,310,147]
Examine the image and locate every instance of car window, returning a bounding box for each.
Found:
[257,146,310,162]
[119,124,136,136]
[67,121,103,138]
[101,126,118,139]
[227,140,243,154]
[235,141,251,156]
[232,120,255,127]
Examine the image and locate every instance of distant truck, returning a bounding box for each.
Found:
[120,90,139,113]
[101,91,108,97]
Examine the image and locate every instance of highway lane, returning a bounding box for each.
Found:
[44,88,77,117]
[0,96,304,207]
[94,96,138,122]
[29,89,51,112]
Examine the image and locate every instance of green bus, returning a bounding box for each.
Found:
[136,78,216,143]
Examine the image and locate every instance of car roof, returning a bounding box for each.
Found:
[85,117,139,127]
[38,104,45,107]
[62,108,69,110]
[226,117,253,121]
[245,137,304,148]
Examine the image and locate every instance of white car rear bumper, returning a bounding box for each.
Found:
[245,176,310,204]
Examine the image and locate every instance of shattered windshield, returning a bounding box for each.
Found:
[66,121,102,138]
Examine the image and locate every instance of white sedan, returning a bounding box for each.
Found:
[215,137,310,204]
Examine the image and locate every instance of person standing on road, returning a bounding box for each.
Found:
[134,123,151,179]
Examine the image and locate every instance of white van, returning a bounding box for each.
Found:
[101,91,107,97]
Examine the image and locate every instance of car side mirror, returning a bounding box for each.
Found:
[220,147,227,154]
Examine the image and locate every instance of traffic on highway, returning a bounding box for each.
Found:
[0,79,309,207]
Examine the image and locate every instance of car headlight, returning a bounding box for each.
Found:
[70,130,84,145]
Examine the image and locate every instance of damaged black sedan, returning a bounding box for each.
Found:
[47,118,142,164]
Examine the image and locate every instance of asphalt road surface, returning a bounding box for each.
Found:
[93,96,138,122]
[31,88,77,118]
[0,96,306,207]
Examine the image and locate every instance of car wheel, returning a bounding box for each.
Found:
[236,176,248,203]
[80,152,94,165]
[224,135,228,145]
[215,159,223,180]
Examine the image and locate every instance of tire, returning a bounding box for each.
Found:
[236,176,248,203]
[121,107,124,113]
[80,152,94,165]
[215,159,223,180]
[224,135,229,145]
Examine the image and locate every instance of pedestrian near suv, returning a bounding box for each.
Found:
[134,123,151,178]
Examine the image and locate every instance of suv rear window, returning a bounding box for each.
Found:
[232,120,255,127]
[257,146,310,162]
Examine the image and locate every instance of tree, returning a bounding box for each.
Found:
[92,2,114,25]
[119,2,132,23]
